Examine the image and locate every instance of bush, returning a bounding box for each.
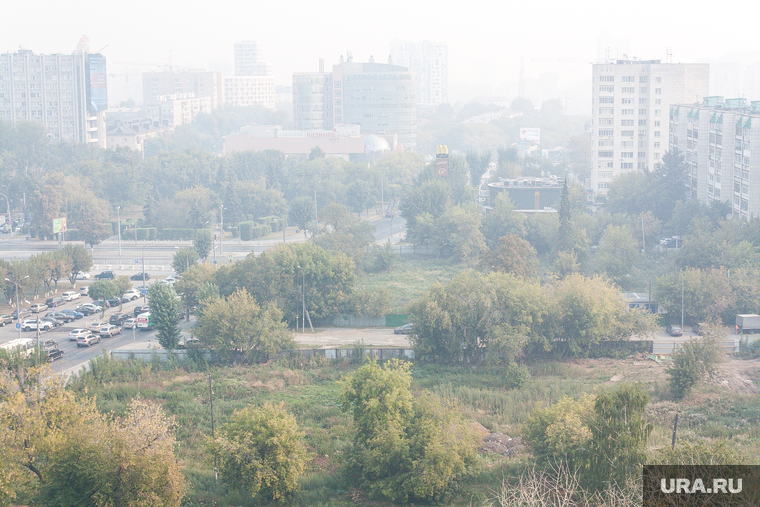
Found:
[239,221,255,241]
[665,335,721,399]
[157,228,195,241]
[125,227,157,240]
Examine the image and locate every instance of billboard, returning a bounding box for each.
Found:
[86,55,108,113]
[53,217,67,234]
[519,127,540,144]
[435,145,449,176]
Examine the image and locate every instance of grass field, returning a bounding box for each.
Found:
[66,353,760,506]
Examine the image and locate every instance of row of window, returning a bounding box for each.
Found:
[599,87,662,94]
[597,76,662,83]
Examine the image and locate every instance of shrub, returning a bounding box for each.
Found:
[665,335,721,399]
[239,221,255,241]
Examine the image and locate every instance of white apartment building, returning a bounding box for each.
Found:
[223,75,275,109]
[591,59,709,198]
[389,40,448,106]
[142,71,224,109]
[670,97,760,219]
[145,94,212,127]
[0,49,107,147]
[234,41,272,77]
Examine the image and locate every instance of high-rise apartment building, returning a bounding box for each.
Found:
[234,41,272,77]
[142,70,224,109]
[670,96,760,219]
[389,40,448,107]
[0,49,107,147]
[591,59,709,197]
[293,56,417,150]
[223,75,276,109]
[145,94,212,127]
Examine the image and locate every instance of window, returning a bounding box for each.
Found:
[599,108,614,115]
[655,77,662,83]
[655,152,660,158]
[639,119,647,126]
[639,108,647,115]
[638,162,648,169]
[622,152,634,158]
[654,142,660,148]
[655,88,661,94]
[599,151,613,158]
[599,119,613,126]
[640,76,648,83]
[598,182,610,189]
[640,87,648,94]
[622,76,635,83]
[622,140,634,147]
[638,151,647,158]
[621,130,634,136]
[622,87,634,93]
[599,86,614,92]
[655,99,661,105]
[621,119,634,126]
[622,109,634,115]
[598,140,613,147]
[620,162,633,169]
[598,171,613,179]
[599,97,614,104]
[599,75,614,82]
[655,121,660,127]
[622,98,633,104]
[639,98,647,105]
[599,129,613,136]
[655,131,661,137]
[639,129,648,137]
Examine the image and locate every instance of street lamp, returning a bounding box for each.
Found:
[296,265,305,333]
[219,206,227,255]
[0,192,12,240]
[116,205,122,256]
[5,275,29,342]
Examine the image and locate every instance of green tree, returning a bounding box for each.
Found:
[431,204,485,260]
[288,195,316,238]
[399,178,451,229]
[194,288,294,362]
[88,280,119,301]
[213,403,307,501]
[193,228,213,261]
[308,145,325,160]
[557,178,572,253]
[345,180,372,217]
[171,247,199,275]
[478,234,538,279]
[482,192,527,247]
[666,333,722,399]
[174,263,215,321]
[148,282,181,350]
[62,244,93,285]
[655,268,733,325]
[595,224,641,285]
[113,275,132,297]
[78,216,112,248]
[466,149,491,182]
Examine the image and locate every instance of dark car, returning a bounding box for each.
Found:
[75,304,101,316]
[693,322,709,336]
[131,272,151,281]
[44,348,64,362]
[666,324,684,337]
[394,323,414,334]
[109,313,129,326]
[44,312,74,323]
[45,297,64,307]
[92,299,110,309]
[134,305,149,317]
[60,309,84,319]
[106,298,121,308]
[94,271,115,280]
[0,315,12,326]
[39,317,64,328]
[11,309,32,320]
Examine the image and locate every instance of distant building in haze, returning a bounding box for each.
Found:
[142,70,224,109]
[0,48,107,148]
[293,55,417,150]
[220,41,276,110]
[145,93,212,127]
[591,58,709,198]
[389,40,448,107]
[670,96,760,219]
[234,41,272,77]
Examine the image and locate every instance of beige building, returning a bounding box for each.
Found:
[146,94,212,127]
[591,58,709,197]
[234,41,272,77]
[142,70,224,109]
[223,75,275,109]
[106,118,173,153]
[224,124,364,160]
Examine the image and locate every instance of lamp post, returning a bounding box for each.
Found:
[141,244,149,301]
[219,206,226,255]
[0,192,11,240]
[5,275,29,342]
[296,265,305,333]
[116,206,122,256]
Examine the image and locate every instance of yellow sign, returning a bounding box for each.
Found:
[436,145,449,157]
[52,217,67,234]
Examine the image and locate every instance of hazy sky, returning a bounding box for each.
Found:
[3,0,759,110]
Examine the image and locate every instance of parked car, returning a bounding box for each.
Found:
[45,297,64,307]
[131,272,150,281]
[693,322,710,336]
[78,286,89,296]
[76,271,91,279]
[11,309,31,320]
[68,329,91,341]
[177,337,201,349]
[122,289,140,301]
[42,339,58,348]
[75,305,98,316]
[60,309,84,319]
[394,323,414,334]
[94,271,115,280]
[30,303,48,313]
[109,313,129,326]
[45,348,64,362]
[92,300,110,309]
[21,319,53,332]
[133,305,149,317]
[0,315,13,326]
[89,322,107,333]
[106,298,121,308]
[45,312,74,323]
[39,317,63,328]
[99,324,122,337]
[61,291,80,301]
[164,276,177,285]
[76,334,101,347]
[666,324,684,337]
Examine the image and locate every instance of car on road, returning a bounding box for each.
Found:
[666,324,684,337]
[99,324,122,337]
[75,305,99,316]
[78,286,89,296]
[134,305,149,317]
[693,322,710,336]
[122,317,137,329]
[122,289,140,301]
[76,271,91,279]
[76,333,101,347]
[44,348,64,362]
[61,291,80,301]
[94,271,115,280]
[131,272,150,281]
[11,309,31,320]
[394,323,414,334]
[89,322,107,333]
[106,298,121,308]
[164,276,178,285]
[177,337,201,349]
[30,303,48,313]
[60,309,84,319]
[45,312,75,323]
[39,317,64,328]
[42,339,58,348]
[68,329,91,341]
[0,315,12,326]
[109,313,129,326]
[45,297,64,307]
[21,319,53,332]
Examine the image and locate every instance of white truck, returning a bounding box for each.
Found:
[736,314,760,334]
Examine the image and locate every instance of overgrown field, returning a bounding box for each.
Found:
[68,353,760,506]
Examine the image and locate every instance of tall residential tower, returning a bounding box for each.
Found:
[389,40,448,107]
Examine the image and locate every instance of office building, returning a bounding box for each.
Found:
[293,55,417,150]
[0,49,107,147]
[142,70,224,109]
[389,40,448,106]
[670,96,760,219]
[591,58,709,197]
[224,124,364,160]
[223,75,275,109]
[234,41,272,77]
[145,93,212,127]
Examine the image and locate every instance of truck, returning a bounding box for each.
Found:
[736,314,760,334]
[136,312,153,330]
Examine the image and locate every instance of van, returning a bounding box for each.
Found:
[61,291,80,301]
[136,312,153,330]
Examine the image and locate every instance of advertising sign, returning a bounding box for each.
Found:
[435,145,449,177]
[519,127,540,144]
[52,217,67,234]
[86,55,108,113]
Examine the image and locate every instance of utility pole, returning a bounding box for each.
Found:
[6,275,28,342]
[314,189,318,236]
[681,271,684,329]
[641,214,645,254]
[297,265,305,333]
[219,205,224,255]
[117,206,122,256]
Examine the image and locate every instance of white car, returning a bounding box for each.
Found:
[61,291,80,301]
[78,286,89,296]
[68,328,91,341]
[122,290,140,301]
[76,272,91,279]
[21,319,53,332]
